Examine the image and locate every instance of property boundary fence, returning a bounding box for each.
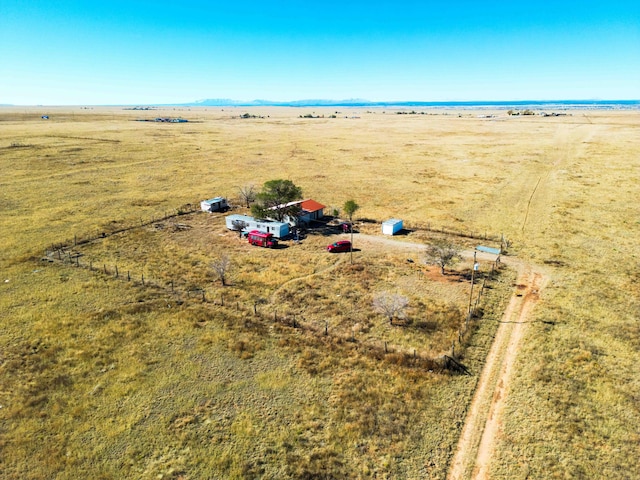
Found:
[402,220,503,244]
[42,206,504,374]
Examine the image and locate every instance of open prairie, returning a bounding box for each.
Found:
[1,106,639,479]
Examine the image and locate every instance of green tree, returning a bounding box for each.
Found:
[251,179,303,222]
[343,199,360,264]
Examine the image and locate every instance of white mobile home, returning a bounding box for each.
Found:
[225,214,289,238]
[382,218,403,235]
[201,197,229,212]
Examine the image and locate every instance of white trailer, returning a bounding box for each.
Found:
[200,196,229,212]
[225,214,290,238]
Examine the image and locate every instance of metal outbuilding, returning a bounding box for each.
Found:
[382,218,403,235]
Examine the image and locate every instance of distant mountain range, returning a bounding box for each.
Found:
[1,99,637,108]
[186,98,372,107]
[182,98,640,108]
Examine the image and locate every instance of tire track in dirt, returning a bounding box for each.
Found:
[448,261,548,480]
[270,255,348,303]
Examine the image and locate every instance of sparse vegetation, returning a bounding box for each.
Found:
[237,184,256,209]
[210,254,232,286]
[425,239,463,275]
[373,291,409,325]
[1,106,638,479]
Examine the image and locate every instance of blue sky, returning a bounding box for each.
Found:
[1,1,639,105]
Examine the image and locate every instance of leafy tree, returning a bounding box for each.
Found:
[238,184,256,209]
[373,291,409,325]
[211,254,232,286]
[425,240,462,275]
[343,199,360,263]
[252,179,303,222]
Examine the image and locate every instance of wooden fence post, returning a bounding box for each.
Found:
[115,265,119,278]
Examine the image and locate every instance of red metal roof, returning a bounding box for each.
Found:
[300,199,325,212]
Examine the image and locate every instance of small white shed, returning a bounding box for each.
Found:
[382,218,403,235]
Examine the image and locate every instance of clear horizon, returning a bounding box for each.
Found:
[2,1,639,105]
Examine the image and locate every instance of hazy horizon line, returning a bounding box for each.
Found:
[2,99,639,108]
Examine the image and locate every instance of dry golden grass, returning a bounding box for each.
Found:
[1,106,639,478]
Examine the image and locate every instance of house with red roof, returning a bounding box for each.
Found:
[267,199,326,225]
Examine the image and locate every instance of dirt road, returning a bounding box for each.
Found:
[447,261,547,480]
[353,234,549,479]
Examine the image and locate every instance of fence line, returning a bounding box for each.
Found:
[402,220,503,244]
[42,206,505,374]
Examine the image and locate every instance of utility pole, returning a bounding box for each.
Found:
[467,250,478,325]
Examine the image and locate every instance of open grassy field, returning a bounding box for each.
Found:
[1,106,639,479]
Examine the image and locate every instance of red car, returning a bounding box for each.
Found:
[327,240,351,253]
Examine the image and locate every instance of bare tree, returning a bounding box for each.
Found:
[230,219,247,238]
[238,184,257,209]
[211,254,232,286]
[425,240,462,275]
[373,291,409,325]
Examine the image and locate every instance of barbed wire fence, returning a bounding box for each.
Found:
[42,207,505,374]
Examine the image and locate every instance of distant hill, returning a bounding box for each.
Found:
[187,98,372,107]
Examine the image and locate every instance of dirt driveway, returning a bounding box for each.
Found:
[352,233,549,480]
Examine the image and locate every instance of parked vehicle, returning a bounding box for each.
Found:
[327,240,351,253]
[247,230,278,248]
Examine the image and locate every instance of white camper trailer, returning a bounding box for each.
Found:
[200,197,229,213]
